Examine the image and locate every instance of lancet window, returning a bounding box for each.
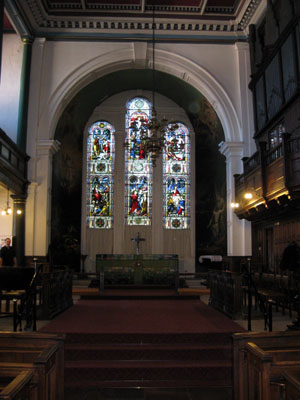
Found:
[87,121,115,229]
[163,122,190,229]
[125,97,152,226]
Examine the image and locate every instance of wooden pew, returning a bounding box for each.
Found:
[283,368,300,400]
[0,332,65,400]
[246,342,300,400]
[0,365,38,400]
[232,330,300,400]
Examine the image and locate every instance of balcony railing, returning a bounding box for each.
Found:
[265,143,283,166]
[0,128,29,194]
[243,152,260,174]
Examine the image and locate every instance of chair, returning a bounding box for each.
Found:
[0,266,41,331]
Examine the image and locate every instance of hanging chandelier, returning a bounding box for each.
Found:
[125,4,178,167]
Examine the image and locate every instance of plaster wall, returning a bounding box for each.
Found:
[27,40,253,145]
[24,38,254,257]
[0,34,23,142]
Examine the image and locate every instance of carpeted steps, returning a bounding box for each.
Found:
[64,332,233,389]
[65,343,232,361]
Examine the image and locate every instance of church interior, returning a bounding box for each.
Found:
[1,0,300,398]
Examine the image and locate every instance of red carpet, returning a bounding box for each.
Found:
[40,298,244,389]
[41,298,242,334]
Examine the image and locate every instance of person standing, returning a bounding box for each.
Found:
[0,238,17,267]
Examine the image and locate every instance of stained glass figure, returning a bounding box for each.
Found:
[163,122,190,229]
[87,121,115,229]
[125,98,152,225]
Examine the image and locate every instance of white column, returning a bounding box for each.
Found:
[29,140,60,256]
[219,141,252,256]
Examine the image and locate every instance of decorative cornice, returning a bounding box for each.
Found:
[239,0,261,29]
[6,0,263,41]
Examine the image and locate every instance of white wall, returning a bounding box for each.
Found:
[23,38,255,258]
[0,34,23,142]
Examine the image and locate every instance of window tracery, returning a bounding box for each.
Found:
[163,122,190,229]
[87,121,115,229]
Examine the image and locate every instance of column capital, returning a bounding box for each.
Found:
[11,194,27,205]
[218,141,244,159]
[36,139,61,157]
[234,41,249,52]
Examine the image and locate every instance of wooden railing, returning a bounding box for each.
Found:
[0,128,29,194]
[36,268,73,320]
[233,331,300,400]
[243,151,260,174]
[208,269,243,319]
[264,142,283,166]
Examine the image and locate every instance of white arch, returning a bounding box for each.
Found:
[38,45,242,143]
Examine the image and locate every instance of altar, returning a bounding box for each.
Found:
[96,254,179,290]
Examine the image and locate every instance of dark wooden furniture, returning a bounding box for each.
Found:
[36,268,73,320]
[283,368,300,400]
[232,331,300,400]
[208,269,243,319]
[0,267,37,331]
[0,366,38,400]
[96,254,179,289]
[244,272,295,316]
[246,342,300,400]
[0,332,65,400]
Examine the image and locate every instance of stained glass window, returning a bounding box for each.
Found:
[125,97,152,226]
[163,122,190,229]
[87,121,115,229]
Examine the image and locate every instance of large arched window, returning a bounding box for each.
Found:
[125,97,152,226]
[163,122,190,229]
[86,121,115,229]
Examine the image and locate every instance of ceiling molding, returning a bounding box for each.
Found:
[5,0,263,41]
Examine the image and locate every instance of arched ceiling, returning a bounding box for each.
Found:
[55,68,224,142]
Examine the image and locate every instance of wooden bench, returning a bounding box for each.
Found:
[0,332,65,400]
[243,272,295,317]
[246,342,300,400]
[283,368,300,400]
[0,365,38,399]
[232,330,300,400]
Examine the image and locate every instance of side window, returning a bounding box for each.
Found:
[163,122,190,229]
[87,121,115,229]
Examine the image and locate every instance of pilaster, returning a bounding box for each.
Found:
[219,141,252,256]
[30,139,60,256]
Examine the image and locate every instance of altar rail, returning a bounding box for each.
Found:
[36,268,73,320]
[96,254,179,289]
[208,269,243,319]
